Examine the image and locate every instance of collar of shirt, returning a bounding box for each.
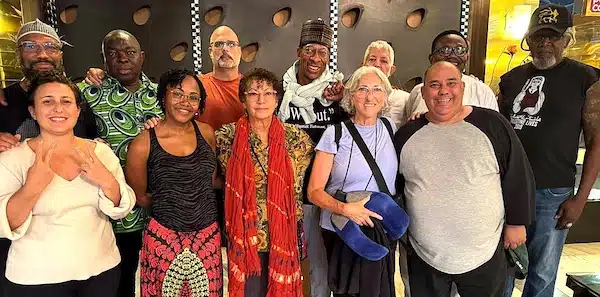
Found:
[102,72,155,93]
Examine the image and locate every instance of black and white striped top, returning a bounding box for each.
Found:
[147,121,217,232]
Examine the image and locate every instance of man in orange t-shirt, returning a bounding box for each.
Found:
[195,26,244,130]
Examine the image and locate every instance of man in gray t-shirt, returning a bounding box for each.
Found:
[395,61,535,297]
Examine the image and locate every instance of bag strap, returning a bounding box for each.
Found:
[334,122,342,150]
[335,117,392,150]
[343,119,391,196]
[380,117,394,140]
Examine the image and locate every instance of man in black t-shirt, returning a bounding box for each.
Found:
[500,4,600,297]
[0,19,97,151]
[277,19,345,297]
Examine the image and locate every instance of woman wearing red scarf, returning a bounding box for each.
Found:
[215,68,314,297]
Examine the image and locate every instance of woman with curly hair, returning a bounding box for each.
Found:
[126,69,223,297]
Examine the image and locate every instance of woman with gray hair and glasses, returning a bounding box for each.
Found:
[308,66,399,297]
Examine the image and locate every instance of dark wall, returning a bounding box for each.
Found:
[55,0,194,81]
[53,0,463,85]
[199,0,331,77]
[337,0,463,88]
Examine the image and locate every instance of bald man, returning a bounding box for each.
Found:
[195,25,244,129]
[394,62,534,297]
[79,29,163,297]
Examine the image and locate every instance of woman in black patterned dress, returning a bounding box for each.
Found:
[125,69,222,297]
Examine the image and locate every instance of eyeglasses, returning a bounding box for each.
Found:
[18,41,62,54]
[244,90,277,101]
[170,90,201,105]
[301,45,329,60]
[529,33,563,43]
[211,41,240,49]
[432,46,469,57]
[354,86,385,98]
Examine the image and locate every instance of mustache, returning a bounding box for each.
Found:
[219,53,232,60]
[29,59,58,67]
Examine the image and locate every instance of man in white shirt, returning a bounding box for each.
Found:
[405,30,498,115]
[361,40,411,126]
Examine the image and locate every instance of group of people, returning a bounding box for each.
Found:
[0,3,599,297]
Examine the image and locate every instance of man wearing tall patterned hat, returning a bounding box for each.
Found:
[277,18,346,297]
[500,4,600,297]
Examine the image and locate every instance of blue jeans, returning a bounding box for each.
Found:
[503,187,572,297]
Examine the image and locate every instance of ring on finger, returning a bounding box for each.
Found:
[566,222,573,228]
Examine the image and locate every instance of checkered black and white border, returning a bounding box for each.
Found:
[191,0,202,73]
[460,0,470,37]
[329,0,339,72]
[44,0,59,33]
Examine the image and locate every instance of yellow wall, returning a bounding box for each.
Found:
[485,0,540,94]
[485,0,600,94]
[0,0,23,88]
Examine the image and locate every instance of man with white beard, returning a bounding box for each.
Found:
[500,4,600,297]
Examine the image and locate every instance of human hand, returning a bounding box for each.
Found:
[342,198,383,227]
[503,225,526,249]
[143,117,162,130]
[85,68,105,87]
[408,112,426,121]
[73,143,117,190]
[0,133,21,152]
[24,140,57,194]
[324,82,344,102]
[555,196,586,230]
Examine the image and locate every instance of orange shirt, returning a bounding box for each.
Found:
[196,72,244,130]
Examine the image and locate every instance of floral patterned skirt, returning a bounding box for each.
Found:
[140,218,223,297]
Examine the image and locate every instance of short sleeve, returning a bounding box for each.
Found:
[406,84,428,115]
[96,143,135,219]
[315,125,338,155]
[477,79,499,112]
[0,154,31,240]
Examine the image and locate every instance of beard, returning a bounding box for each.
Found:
[21,59,65,81]
[532,55,557,70]
[215,54,239,69]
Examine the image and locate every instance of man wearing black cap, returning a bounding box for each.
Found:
[277,18,345,297]
[500,4,600,297]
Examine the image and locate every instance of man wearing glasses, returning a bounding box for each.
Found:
[0,19,97,151]
[77,29,163,297]
[277,18,345,297]
[500,4,600,297]
[195,26,244,130]
[404,30,498,118]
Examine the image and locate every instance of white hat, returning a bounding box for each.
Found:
[16,19,64,45]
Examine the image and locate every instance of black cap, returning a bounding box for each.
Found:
[527,4,572,37]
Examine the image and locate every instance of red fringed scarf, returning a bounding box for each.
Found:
[225,116,302,297]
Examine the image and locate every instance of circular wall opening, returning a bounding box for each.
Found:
[133,5,151,26]
[342,7,362,28]
[273,7,291,27]
[407,8,426,29]
[205,6,223,26]
[60,5,78,24]
[404,77,423,91]
[241,43,259,63]
[170,42,188,62]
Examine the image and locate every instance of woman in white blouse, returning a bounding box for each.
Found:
[0,71,135,297]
